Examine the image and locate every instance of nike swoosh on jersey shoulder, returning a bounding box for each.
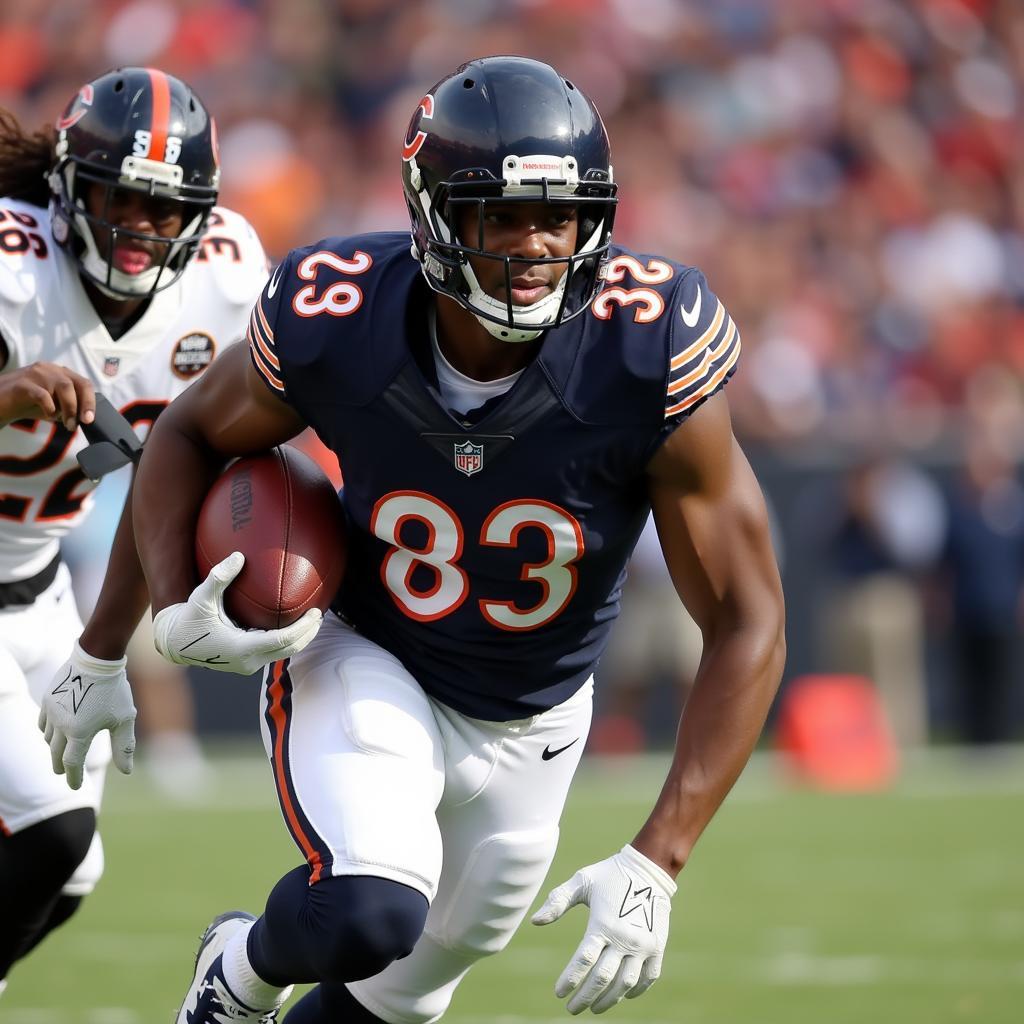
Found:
[679,287,701,328]
[266,263,284,298]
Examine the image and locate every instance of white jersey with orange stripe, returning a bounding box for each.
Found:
[0,198,267,582]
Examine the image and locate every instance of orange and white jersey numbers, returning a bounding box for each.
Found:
[371,491,583,631]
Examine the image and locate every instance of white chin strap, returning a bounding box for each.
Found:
[461,263,569,343]
[73,204,202,298]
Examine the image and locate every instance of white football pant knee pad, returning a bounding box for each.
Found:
[431,827,557,957]
[349,827,558,1024]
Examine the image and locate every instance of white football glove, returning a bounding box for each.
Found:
[38,640,137,790]
[532,844,677,1015]
[152,551,322,676]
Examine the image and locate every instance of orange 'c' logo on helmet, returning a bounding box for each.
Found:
[402,94,434,162]
[55,84,94,131]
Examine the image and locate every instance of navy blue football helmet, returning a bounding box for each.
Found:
[50,67,220,299]
[402,56,617,342]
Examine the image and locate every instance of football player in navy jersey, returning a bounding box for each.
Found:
[134,56,785,1023]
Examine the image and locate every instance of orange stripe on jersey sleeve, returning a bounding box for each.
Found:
[249,306,280,370]
[249,347,285,393]
[255,295,276,345]
[147,68,171,162]
[665,332,741,418]
[670,299,725,371]
[666,318,736,397]
[248,322,285,393]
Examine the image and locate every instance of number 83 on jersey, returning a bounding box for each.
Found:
[372,491,583,632]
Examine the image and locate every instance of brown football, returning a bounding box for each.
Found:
[195,445,346,630]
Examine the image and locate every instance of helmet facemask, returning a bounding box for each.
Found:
[408,156,616,343]
[51,155,214,300]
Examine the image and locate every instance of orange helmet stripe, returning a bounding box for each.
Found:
[147,67,171,161]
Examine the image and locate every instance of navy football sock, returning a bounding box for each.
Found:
[248,867,427,986]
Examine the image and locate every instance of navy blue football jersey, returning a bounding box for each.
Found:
[248,234,740,720]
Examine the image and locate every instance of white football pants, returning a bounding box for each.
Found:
[260,613,593,1024]
[0,564,108,894]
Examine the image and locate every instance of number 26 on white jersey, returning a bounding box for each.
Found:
[371,491,583,631]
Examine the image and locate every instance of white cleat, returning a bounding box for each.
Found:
[175,911,292,1023]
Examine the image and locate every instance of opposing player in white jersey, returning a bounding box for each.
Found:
[0,67,270,990]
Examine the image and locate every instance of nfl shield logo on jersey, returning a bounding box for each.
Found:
[453,440,483,477]
[103,356,120,377]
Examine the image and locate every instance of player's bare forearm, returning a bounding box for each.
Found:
[631,607,784,875]
[635,393,785,876]
[79,476,151,660]
[133,405,224,611]
[133,343,306,612]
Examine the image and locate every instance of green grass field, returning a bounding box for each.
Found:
[4,745,1023,1023]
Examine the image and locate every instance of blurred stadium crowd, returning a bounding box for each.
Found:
[4,0,1022,750]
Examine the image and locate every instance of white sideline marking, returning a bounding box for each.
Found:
[761,952,884,984]
[496,947,1024,986]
